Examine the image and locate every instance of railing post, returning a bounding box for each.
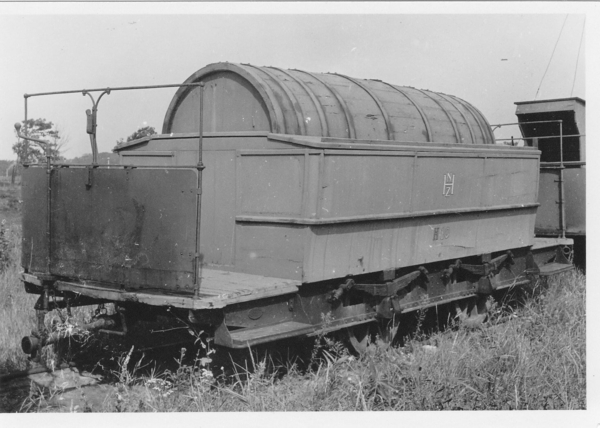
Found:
[194,82,205,298]
[558,121,566,238]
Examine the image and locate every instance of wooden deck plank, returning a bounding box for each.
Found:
[44,269,300,310]
[198,268,299,295]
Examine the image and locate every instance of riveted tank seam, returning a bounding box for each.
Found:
[411,87,462,144]
[238,63,287,134]
[272,66,330,137]
[448,94,495,145]
[378,81,433,142]
[437,92,476,144]
[249,64,306,135]
[331,73,393,141]
[294,69,356,139]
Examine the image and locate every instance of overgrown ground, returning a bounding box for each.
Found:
[0,182,38,374]
[0,182,586,411]
[45,269,579,412]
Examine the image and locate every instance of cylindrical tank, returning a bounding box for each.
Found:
[162,62,495,145]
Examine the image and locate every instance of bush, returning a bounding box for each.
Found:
[0,220,13,273]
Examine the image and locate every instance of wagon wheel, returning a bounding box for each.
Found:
[345,323,372,355]
[454,295,490,329]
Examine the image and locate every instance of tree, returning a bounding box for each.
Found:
[12,118,65,165]
[117,126,157,145]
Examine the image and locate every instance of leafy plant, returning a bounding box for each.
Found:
[116,126,157,145]
[13,118,66,164]
[0,220,12,273]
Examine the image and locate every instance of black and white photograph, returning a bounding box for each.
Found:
[0,2,595,426]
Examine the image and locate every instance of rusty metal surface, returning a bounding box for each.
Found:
[21,167,49,273]
[563,167,586,235]
[23,167,200,292]
[161,62,494,145]
[536,167,585,236]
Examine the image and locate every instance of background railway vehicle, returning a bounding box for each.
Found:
[498,98,585,268]
[16,62,573,358]
[491,97,585,268]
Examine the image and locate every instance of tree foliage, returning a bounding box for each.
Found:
[12,118,65,164]
[117,126,157,145]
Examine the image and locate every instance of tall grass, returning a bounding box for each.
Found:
[0,221,38,373]
[23,269,584,412]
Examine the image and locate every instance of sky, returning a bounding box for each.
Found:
[0,3,593,161]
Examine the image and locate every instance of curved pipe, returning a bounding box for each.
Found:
[82,89,112,165]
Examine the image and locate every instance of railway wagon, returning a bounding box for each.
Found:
[19,63,572,355]
[514,98,585,267]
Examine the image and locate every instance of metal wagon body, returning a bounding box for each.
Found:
[19,63,572,352]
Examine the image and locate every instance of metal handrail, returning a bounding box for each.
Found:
[495,133,585,142]
[20,81,206,296]
[23,83,203,165]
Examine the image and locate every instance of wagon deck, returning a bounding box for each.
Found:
[22,270,300,310]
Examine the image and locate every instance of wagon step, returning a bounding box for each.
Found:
[215,321,317,348]
[538,262,573,276]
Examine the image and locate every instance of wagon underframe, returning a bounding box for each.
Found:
[21,238,571,351]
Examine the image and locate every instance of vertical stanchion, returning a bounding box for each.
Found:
[194,82,205,298]
[558,121,566,239]
[23,96,29,163]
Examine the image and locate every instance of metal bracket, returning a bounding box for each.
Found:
[214,320,233,348]
[328,278,354,303]
[376,295,403,318]
[339,266,429,300]
[443,251,514,281]
[86,166,93,189]
[525,251,540,275]
[442,251,514,294]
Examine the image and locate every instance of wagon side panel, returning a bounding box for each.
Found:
[48,168,199,292]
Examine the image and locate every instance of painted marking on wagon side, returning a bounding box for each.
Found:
[433,226,450,241]
[443,172,455,196]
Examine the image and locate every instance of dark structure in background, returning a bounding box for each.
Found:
[18,63,573,357]
[515,98,586,268]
